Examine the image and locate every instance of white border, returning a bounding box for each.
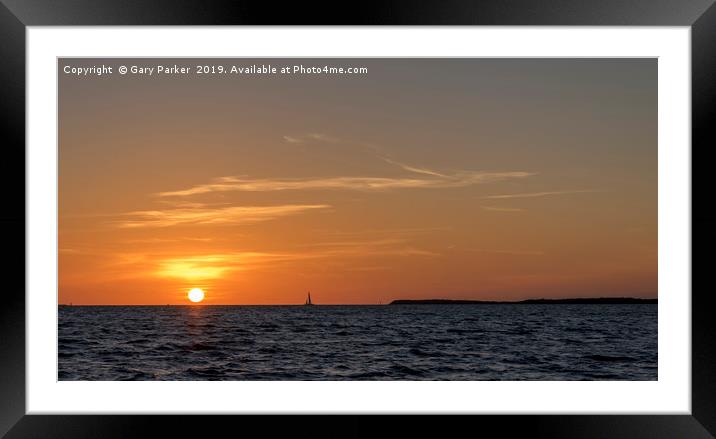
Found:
[27,27,691,414]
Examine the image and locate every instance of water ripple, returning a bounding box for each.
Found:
[58,304,657,381]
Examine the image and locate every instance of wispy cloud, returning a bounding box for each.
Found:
[152,239,438,281]
[380,156,450,178]
[481,205,524,212]
[116,203,330,228]
[124,237,214,244]
[322,226,451,238]
[301,238,407,248]
[156,255,241,280]
[482,190,599,200]
[160,133,534,197]
[301,238,440,258]
[463,248,544,256]
[282,135,303,144]
[68,239,438,283]
[283,133,339,144]
[157,172,533,197]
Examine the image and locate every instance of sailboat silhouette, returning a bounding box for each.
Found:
[304,291,314,306]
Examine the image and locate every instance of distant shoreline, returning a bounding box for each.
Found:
[390,298,657,305]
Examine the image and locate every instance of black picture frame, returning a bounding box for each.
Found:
[1,1,713,437]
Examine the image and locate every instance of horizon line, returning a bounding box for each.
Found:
[58,296,658,306]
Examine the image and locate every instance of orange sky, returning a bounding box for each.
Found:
[58,58,657,304]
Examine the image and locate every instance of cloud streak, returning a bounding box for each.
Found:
[157,172,534,197]
[379,156,450,178]
[283,133,339,144]
[463,248,544,256]
[152,239,439,280]
[117,203,330,228]
[159,135,534,198]
[481,205,524,212]
[482,190,599,200]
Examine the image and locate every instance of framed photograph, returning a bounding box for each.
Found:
[3,0,714,437]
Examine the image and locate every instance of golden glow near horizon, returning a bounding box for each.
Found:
[58,58,657,305]
[188,288,205,303]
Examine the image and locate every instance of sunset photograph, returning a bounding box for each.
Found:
[58,58,657,380]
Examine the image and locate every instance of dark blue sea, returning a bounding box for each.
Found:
[58,304,657,380]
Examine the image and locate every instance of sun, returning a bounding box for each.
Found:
[187,288,205,303]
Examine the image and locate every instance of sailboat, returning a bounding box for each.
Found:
[304,291,314,306]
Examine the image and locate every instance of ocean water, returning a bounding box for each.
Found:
[58,304,657,380]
